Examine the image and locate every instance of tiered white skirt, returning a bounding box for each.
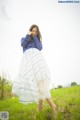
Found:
[12,48,51,104]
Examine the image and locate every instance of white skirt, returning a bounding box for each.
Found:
[12,48,51,104]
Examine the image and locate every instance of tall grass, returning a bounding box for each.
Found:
[0,85,80,120]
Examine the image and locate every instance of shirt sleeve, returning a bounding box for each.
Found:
[33,36,42,50]
[21,34,30,47]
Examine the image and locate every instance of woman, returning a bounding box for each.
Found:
[12,24,57,113]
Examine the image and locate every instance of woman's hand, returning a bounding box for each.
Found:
[27,31,32,35]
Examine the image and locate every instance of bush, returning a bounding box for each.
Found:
[71,82,77,86]
[0,75,12,99]
[58,85,63,88]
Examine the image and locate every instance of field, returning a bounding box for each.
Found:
[0,85,80,120]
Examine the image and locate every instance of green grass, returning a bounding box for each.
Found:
[0,85,80,120]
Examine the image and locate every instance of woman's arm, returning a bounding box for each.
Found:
[33,35,42,50]
[21,34,30,47]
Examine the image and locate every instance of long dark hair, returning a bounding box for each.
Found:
[29,24,42,42]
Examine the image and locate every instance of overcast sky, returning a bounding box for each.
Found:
[0,0,80,87]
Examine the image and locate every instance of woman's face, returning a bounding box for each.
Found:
[31,27,38,36]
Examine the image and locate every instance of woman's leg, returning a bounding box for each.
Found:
[38,99,43,111]
[46,98,57,113]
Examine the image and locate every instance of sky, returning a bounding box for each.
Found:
[0,0,80,87]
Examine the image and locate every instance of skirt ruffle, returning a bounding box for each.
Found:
[12,48,51,104]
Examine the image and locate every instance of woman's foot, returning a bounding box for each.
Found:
[46,98,58,115]
[37,99,43,112]
[52,104,57,114]
[37,106,43,112]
